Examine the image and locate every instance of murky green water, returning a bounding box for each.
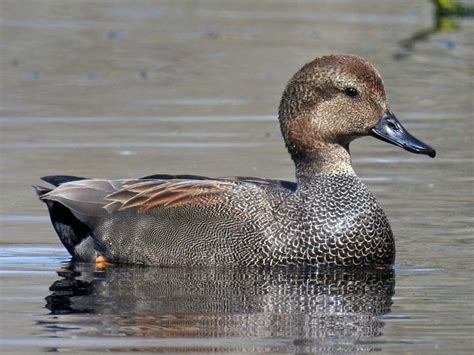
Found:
[1,1,473,353]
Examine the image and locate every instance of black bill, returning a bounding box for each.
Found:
[369,111,436,158]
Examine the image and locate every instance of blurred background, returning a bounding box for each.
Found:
[0,0,473,353]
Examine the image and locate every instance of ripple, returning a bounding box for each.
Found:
[0,141,267,149]
[0,215,50,223]
[151,98,253,105]
[0,115,276,124]
[0,246,66,258]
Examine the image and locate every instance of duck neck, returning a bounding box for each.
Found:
[293,143,355,186]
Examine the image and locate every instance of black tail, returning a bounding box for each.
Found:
[34,176,97,262]
[41,175,87,187]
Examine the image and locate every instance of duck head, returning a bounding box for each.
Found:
[279,55,435,175]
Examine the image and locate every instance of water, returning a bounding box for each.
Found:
[1,0,473,353]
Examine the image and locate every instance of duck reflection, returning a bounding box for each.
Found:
[43,264,395,352]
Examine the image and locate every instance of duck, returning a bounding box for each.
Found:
[34,54,435,267]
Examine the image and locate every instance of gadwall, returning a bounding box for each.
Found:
[35,55,435,267]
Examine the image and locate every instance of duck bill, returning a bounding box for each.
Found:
[369,112,436,158]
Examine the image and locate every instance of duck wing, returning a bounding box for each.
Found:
[141,174,297,192]
[103,178,239,213]
[39,175,294,220]
[39,179,124,219]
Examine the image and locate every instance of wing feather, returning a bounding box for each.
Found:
[106,180,235,212]
[40,175,295,220]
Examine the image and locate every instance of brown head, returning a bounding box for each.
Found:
[279,55,435,176]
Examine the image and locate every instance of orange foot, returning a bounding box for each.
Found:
[95,255,109,267]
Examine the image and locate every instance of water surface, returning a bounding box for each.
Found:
[1,0,473,353]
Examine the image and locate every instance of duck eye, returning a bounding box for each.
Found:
[344,87,358,97]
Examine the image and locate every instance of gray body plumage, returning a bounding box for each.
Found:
[39,173,393,267]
